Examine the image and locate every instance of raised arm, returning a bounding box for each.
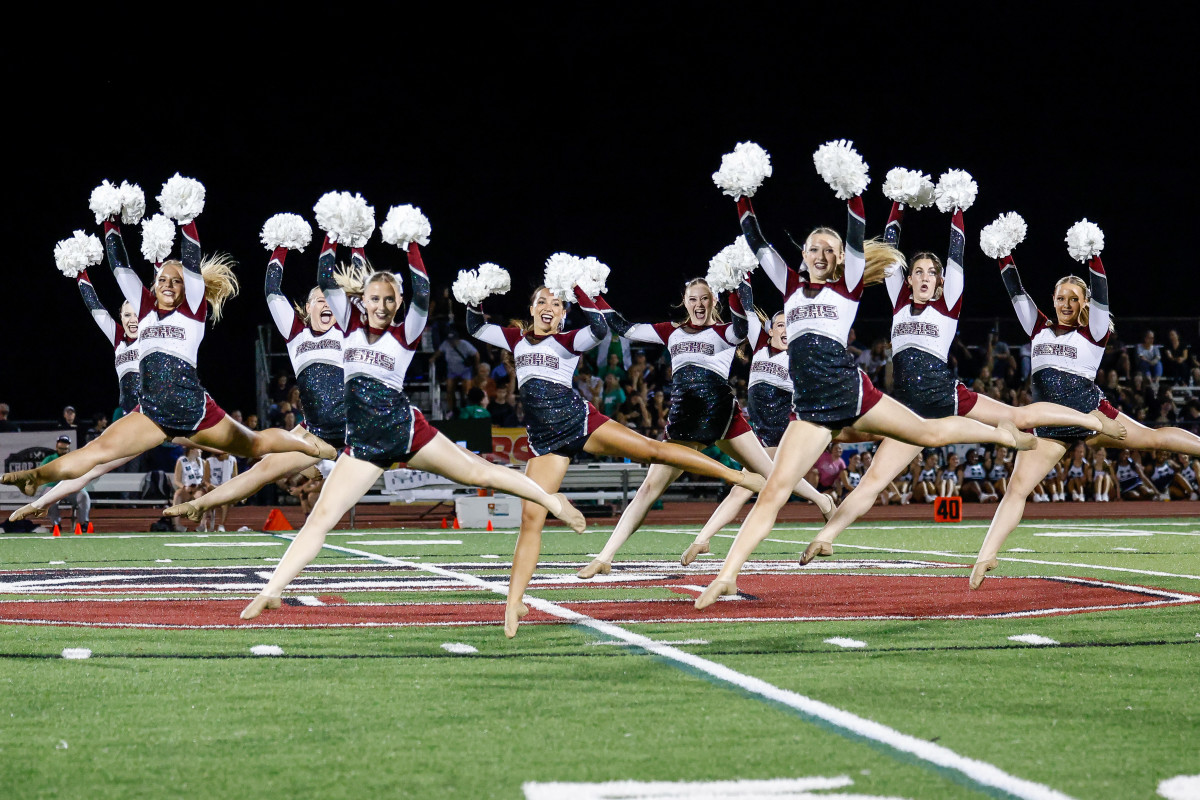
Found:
[883,202,906,306]
[466,301,521,352]
[593,295,674,344]
[722,280,753,345]
[737,196,799,296]
[265,247,304,339]
[998,255,1048,338]
[941,209,966,315]
[179,221,206,315]
[842,196,867,296]
[76,269,119,346]
[400,243,430,347]
[1087,256,1111,343]
[103,219,150,311]
[557,287,611,353]
[316,236,351,330]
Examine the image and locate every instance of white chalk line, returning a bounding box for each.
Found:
[280,534,1078,800]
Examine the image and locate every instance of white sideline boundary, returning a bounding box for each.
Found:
[281,533,1078,800]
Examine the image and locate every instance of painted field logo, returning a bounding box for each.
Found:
[0,563,1195,629]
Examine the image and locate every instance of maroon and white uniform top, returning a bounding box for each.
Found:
[615,319,743,379]
[78,270,139,381]
[745,312,790,392]
[885,207,965,363]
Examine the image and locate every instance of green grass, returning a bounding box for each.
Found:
[1,517,1198,799]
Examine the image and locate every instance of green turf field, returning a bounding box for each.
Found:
[1,517,1197,799]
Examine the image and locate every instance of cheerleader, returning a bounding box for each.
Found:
[969,216,1200,587]
[1090,445,1115,502]
[172,447,210,527]
[240,201,588,620]
[959,448,996,503]
[697,141,1037,608]
[987,445,1012,498]
[1149,451,1193,500]
[939,451,962,498]
[204,452,238,531]
[1177,453,1199,499]
[165,214,347,526]
[680,308,838,565]
[913,452,939,502]
[2,177,331,498]
[463,261,766,637]
[1116,449,1155,500]
[799,170,1122,564]
[577,275,829,579]
[1064,442,1090,501]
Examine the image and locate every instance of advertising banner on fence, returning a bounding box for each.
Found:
[0,431,76,504]
[490,427,532,464]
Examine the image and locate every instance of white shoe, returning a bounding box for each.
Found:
[217,525,226,531]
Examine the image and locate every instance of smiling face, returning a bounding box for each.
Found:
[769,312,786,348]
[119,300,139,338]
[1053,280,1087,326]
[154,262,186,311]
[682,281,715,327]
[803,232,843,283]
[306,288,335,333]
[528,287,565,336]
[363,278,400,328]
[908,257,943,304]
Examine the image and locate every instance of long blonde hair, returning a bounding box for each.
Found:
[292,286,322,324]
[674,277,724,326]
[1056,275,1116,333]
[804,228,905,287]
[332,262,403,300]
[159,254,240,322]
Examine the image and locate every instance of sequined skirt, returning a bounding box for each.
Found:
[118,372,141,414]
[892,348,957,418]
[299,363,347,449]
[789,334,878,424]
[665,366,736,445]
[1031,367,1101,442]
[748,382,791,448]
[522,379,596,457]
[138,353,206,431]
[346,377,432,466]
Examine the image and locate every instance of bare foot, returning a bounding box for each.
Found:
[576,559,611,579]
[694,578,738,610]
[503,601,529,638]
[969,558,999,590]
[999,421,1038,451]
[800,539,833,565]
[164,502,203,522]
[1091,410,1127,440]
[2,470,40,497]
[737,470,766,493]
[550,493,586,534]
[681,541,709,566]
[8,503,47,522]
[240,594,282,620]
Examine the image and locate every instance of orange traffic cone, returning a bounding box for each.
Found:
[486,520,493,531]
[262,508,294,531]
[74,523,82,535]
[441,517,448,529]
[52,524,60,537]
[453,517,461,530]
[86,521,94,534]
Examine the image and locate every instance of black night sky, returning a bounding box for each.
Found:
[5,9,1196,423]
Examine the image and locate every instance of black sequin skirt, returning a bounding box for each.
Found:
[893,348,958,418]
[748,383,791,448]
[346,377,431,467]
[788,334,879,426]
[298,363,347,449]
[665,366,735,445]
[1031,367,1101,443]
[138,352,206,431]
[522,379,601,458]
[118,372,141,414]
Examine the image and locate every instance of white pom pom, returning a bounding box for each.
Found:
[705,236,758,293]
[452,263,510,307]
[711,141,774,199]
[574,256,610,299]
[979,212,1028,260]
[1065,219,1105,263]
[313,191,376,248]
[157,174,206,224]
[260,213,313,252]
[380,204,432,251]
[543,252,579,301]
[118,181,146,225]
[882,168,935,209]
[89,180,123,224]
[140,213,176,264]
[813,140,870,200]
[934,169,978,213]
[54,231,103,278]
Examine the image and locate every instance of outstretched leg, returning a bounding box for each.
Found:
[967,394,1125,440]
[1089,413,1200,457]
[971,438,1067,589]
[191,416,331,461]
[582,421,764,491]
[718,432,831,513]
[505,454,570,638]
[8,455,135,521]
[801,438,921,563]
[855,395,1035,450]
[166,437,320,522]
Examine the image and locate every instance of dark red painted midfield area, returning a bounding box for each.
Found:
[0,574,1192,629]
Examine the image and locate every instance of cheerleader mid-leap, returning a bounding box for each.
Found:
[695,141,1040,609]
[969,215,1200,588]
[3,176,332,498]
[461,255,766,637]
[799,169,1125,565]
[240,198,589,620]
[165,213,348,524]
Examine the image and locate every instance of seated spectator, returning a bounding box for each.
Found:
[471,362,498,400]
[1162,330,1192,383]
[598,351,627,383]
[269,401,292,428]
[1136,330,1163,380]
[458,387,491,420]
[37,436,90,532]
[856,340,889,385]
[810,444,848,504]
[0,402,16,432]
[627,349,655,390]
[619,379,651,433]
[85,413,108,444]
[1180,402,1200,434]
[599,373,626,419]
[245,413,260,431]
[57,405,78,432]
[489,384,521,427]
[1130,373,1156,411]
[573,360,602,405]
[269,374,293,405]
